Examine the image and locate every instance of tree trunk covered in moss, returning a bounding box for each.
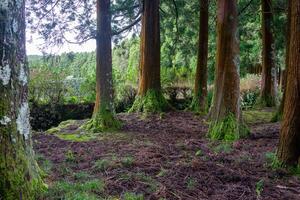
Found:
[0,0,44,199]
[208,0,248,141]
[277,0,300,166]
[130,0,169,113]
[260,0,277,107]
[190,0,209,114]
[84,0,119,131]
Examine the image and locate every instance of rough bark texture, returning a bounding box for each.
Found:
[277,1,300,166]
[260,0,277,107]
[190,0,209,114]
[0,0,44,199]
[208,0,248,141]
[130,0,169,113]
[83,0,120,131]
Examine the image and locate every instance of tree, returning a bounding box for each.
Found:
[272,1,290,122]
[208,0,248,141]
[190,0,209,114]
[259,0,277,107]
[82,0,120,131]
[0,0,44,199]
[277,0,300,166]
[130,0,169,113]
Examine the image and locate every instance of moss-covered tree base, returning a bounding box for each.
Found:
[208,114,250,141]
[81,109,121,133]
[0,140,46,200]
[129,90,171,113]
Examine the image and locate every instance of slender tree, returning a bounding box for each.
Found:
[130,0,169,113]
[83,0,120,131]
[208,0,248,141]
[277,0,300,166]
[190,0,209,114]
[259,0,277,107]
[0,0,44,199]
[272,1,290,122]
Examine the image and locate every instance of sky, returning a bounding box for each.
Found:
[26,31,96,55]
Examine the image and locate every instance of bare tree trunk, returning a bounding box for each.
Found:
[277,0,300,166]
[0,0,44,199]
[260,0,277,107]
[208,0,248,141]
[190,0,209,114]
[83,0,119,131]
[272,1,290,122]
[130,0,169,113]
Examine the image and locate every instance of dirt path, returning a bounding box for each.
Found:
[33,111,300,200]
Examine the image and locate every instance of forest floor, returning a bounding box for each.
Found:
[33,109,300,200]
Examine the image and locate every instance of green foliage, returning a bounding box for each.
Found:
[195,150,203,157]
[255,179,264,198]
[265,152,282,169]
[65,150,76,162]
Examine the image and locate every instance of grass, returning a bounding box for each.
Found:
[255,179,264,198]
[213,142,233,154]
[186,177,197,190]
[123,192,144,200]
[93,159,113,172]
[121,156,135,167]
[43,179,104,200]
[35,153,53,175]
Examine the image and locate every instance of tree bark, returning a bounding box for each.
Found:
[208,0,248,141]
[130,0,169,113]
[0,0,44,199]
[260,0,277,107]
[191,0,209,114]
[84,0,119,131]
[277,0,300,166]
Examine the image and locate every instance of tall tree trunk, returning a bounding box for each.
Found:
[0,0,44,199]
[272,1,290,122]
[130,0,169,113]
[260,0,277,107]
[83,0,119,131]
[190,0,209,114]
[277,0,300,166]
[208,0,248,141]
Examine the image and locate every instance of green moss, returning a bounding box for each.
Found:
[243,110,275,124]
[81,106,121,133]
[123,192,144,200]
[129,89,171,113]
[208,113,249,141]
[58,133,95,142]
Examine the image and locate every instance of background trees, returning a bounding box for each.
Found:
[190,0,209,114]
[260,0,278,107]
[0,0,44,198]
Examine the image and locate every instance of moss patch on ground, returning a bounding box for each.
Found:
[243,109,275,125]
[46,119,130,142]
